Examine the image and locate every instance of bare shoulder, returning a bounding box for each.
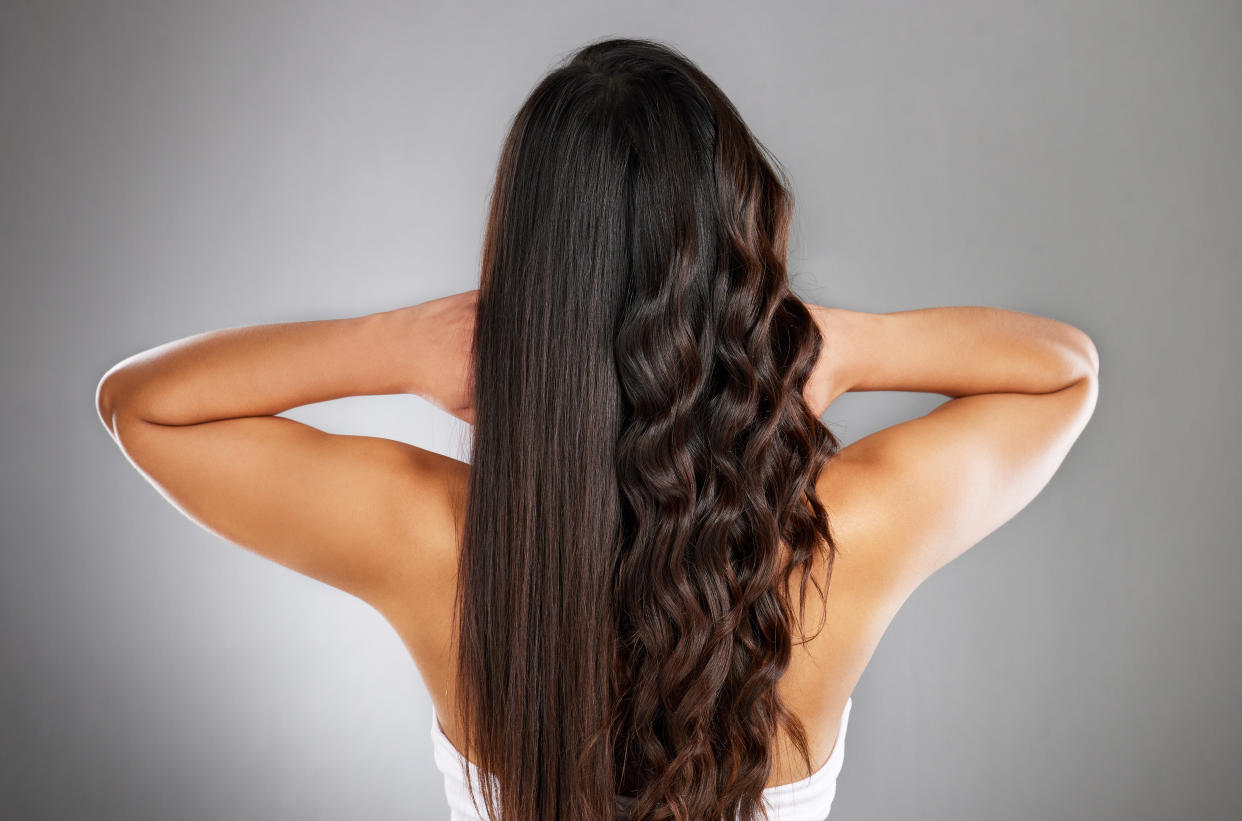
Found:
[392,447,470,572]
[370,449,469,670]
[812,378,1098,609]
[788,381,1097,703]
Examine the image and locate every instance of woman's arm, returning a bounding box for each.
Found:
[807,303,1099,600]
[97,291,478,432]
[806,304,1098,412]
[94,292,476,614]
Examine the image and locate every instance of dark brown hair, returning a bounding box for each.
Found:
[454,36,842,821]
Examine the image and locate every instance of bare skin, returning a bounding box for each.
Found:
[97,294,1099,791]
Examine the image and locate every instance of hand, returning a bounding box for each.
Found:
[404,289,478,424]
[802,304,850,418]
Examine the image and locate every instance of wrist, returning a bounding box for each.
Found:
[369,306,431,398]
[377,291,478,422]
[819,307,870,399]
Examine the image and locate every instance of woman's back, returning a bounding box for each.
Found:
[433,697,854,820]
[394,444,879,797]
[372,301,1099,817]
[396,445,869,820]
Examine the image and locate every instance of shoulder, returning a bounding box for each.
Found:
[811,449,916,602]
[370,449,469,628]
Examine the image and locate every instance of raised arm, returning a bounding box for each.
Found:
[807,304,1100,600]
[94,293,476,613]
[805,304,1097,411]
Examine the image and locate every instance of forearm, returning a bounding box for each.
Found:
[824,305,1099,399]
[96,309,417,431]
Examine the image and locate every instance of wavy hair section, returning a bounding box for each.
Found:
[455,37,843,821]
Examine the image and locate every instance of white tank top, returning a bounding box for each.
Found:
[431,697,852,821]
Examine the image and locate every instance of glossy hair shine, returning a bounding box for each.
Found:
[453,36,842,821]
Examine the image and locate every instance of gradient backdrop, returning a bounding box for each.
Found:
[2,1,1239,819]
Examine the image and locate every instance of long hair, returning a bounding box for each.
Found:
[453,36,843,821]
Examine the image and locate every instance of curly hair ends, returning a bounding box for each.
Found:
[455,36,843,821]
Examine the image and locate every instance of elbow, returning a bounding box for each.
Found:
[1063,325,1100,384]
[95,368,132,438]
[1080,332,1100,380]
[95,372,118,437]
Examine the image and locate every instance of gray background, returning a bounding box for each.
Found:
[2,1,1239,819]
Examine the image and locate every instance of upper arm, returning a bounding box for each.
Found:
[101,406,468,611]
[819,376,1099,601]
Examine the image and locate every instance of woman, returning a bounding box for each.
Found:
[95,36,1099,821]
